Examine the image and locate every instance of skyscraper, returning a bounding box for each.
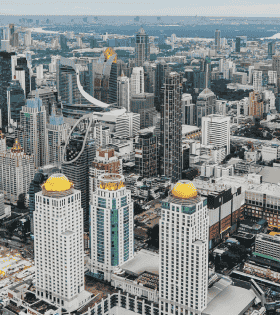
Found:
[135,131,158,178]
[117,72,130,110]
[272,55,280,87]
[201,114,230,162]
[268,42,276,59]
[7,80,25,125]
[249,91,264,119]
[135,28,150,67]
[34,174,90,312]
[253,70,262,92]
[0,51,15,128]
[196,88,216,127]
[155,61,170,111]
[0,139,35,205]
[160,72,182,183]
[11,55,31,98]
[89,147,122,193]
[90,173,134,281]
[59,34,68,51]
[159,181,209,315]
[19,94,47,168]
[215,29,221,51]
[47,106,70,166]
[130,67,144,95]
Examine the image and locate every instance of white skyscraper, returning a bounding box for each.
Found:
[130,67,144,95]
[36,64,44,80]
[268,70,277,85]
[160,181,209,315]
[24,30,32,47]
[202,114,231,156]
[19,94,47,168]
[34,174,90,312]
[90,173,134,281]
[253,70,262,92]
[117,73,130,111]
[115,112,140,138]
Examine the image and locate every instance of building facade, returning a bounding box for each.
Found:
[160,181,209,315]
[34,174,90,312]
[90,174,134,281]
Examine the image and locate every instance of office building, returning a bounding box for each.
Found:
[34,174,91,312]
[0,51,16,128]
[130,93,155,128]
[255,233,280,261]
[115,112,140,138]
[155,61,170,111]
[268,42,275,59]
[117,73,130,110]
[253,70,262,92]
[160,72,182,183]
[62,137,95,231]
[272,55,280,87]
[19,95,47,168]
[59,34,68,50]
[47,107,70,166]
[90,173,134,281]
[196,88,216,127]
[182,93,196,125]
[28,164,60,235]
[130,67,144,95]
[214,29,221,51]
[89,147,122,194]
[11,55,31,98]
[7,80,25,125]
[268,70,277,85]
[28,88,57,119]
[135,131,158,178]
[135,27,150,67]
[249,91,264,119]
[202,114,230,156]
[0,139,35,205]
[160,181,209,315]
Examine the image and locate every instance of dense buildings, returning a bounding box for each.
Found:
[90,173,134,281]
[160,181,209,315]
[34,174,90,312]
[0,139,35,205]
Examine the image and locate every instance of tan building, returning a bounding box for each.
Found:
[249,91,264,119]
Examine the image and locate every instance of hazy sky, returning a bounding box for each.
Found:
[1,0,280,16]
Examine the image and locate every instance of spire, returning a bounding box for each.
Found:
[11,138,23,153]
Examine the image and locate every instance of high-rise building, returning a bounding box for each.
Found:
[272,55,280,87]
[89,147,122,193]
[117,73,130,110]
[62,137,95,231]
[28,164,60,235]
[0,139,35,205]
[155,61,170,111]
[47,107,70,166]
[34,174,90,312]
[235,36,247,53]
[215,29,221,51]
[268,70,277,85]
[24,30,32,47]
[115,112,140,138]
[11,55,31,98]
[135,130,158,178]
[59,34,68,51]
[268,42,276,59]
[253,70,262,92]
[202,114,231,156]
[143,62,155,93]
[130,67,144,95]
[130,93,155,128]
[7,80,25,125]
[160,72,182,183]
[196,88,216,127]
[90,173,134,281]
[0,51,16,128]
[135,28,150,67]
[0,130,6,152]
[182,93,196,125]
[89,37,98,48]
[19,94,47,168]
[249,91,264,119]
[159,181,209,315]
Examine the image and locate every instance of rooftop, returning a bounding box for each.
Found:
[120,249,159,276]
[42,174,73,192]
[171,181,198,199]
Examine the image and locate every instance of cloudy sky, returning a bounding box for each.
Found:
[0,0,280,16]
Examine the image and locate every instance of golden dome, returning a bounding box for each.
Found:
[171,181,197,199]
[43,174,73,192]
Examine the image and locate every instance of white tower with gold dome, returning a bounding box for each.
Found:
[159,180,209,315]
[34,174,91,312]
